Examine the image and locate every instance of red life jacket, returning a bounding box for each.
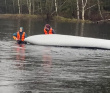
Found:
[17,31,25,41]
[44,28,53,34]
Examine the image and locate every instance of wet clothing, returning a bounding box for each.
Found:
[13,31,27,44]
[44,28,55,34]
[17,40,27,44]
[17,31,25,41]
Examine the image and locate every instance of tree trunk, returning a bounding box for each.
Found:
[32,0,35,14]
[18,0,21,14]
[51,0,54,13]
[29,0,32,15]
[21,0,22,14]
[97,0,104,20]
[13,0,15,14]
[82,0,84,20]
[76,0,79,20]
[5,0,7,13]
[40,0,42,13]
[81,0,87,21]
[88,0,91,19]
[55,0,58,16]
[82,6,85,20]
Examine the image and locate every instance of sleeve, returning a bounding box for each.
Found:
[52,29,55,34]
[13,32,17,37]
[25,33,27,38]
[13,32,17,40]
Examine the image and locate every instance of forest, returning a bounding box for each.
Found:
[0,0,110,21]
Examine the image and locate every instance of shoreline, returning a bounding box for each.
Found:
[53,16,92,23]
[0,14,92,23]
[0,14,40,19]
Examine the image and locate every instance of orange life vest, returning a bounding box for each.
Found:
[44,28,53,34]
[17,31,25,41]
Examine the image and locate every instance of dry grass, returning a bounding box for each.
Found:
[0,14,41,19]
[0,14,92,23]
[54,16,92,23]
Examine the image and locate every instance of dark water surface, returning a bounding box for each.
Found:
[0,19,110,93]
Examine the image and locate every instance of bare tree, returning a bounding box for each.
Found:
[28,0,32,15]
[76,0,79,20]
[51,0,68,16]
[18,0,21,14]
[81,0,88,21]
[5,0,7,13]
[76,0,97,21]
[97,0,104,20]
[55,0,58,16]
[27,0,32,14]
[32,0,35,14]
[13,0,15,13]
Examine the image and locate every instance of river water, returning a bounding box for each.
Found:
[0,19,110,93]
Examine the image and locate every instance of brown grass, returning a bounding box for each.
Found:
[53,16,92,23]
[0,14,92,23]
[0,14,42,20]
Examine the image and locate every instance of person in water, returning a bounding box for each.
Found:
[13,27,27,44]
[44,24,55,34]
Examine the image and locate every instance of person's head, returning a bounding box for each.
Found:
[45,24,50,31]
[20,27,23,32]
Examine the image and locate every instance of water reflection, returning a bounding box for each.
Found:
[75,22,79,36]
[80,22,85,36]
[15,44,26,70]
[75,22,85,36]
[42,47,52,72]
[28,19,31,36]
[0,19,110,92]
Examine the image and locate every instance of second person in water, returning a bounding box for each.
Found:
[44,24,55,34]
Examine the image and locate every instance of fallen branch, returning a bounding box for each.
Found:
[96,19,110,23]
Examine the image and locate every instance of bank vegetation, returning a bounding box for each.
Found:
[0,0,110,22]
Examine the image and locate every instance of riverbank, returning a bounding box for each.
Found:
[0,14,92,23]
[53,16,92,23]
[0,14,40,19]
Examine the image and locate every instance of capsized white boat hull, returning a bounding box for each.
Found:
[25,34,110,49]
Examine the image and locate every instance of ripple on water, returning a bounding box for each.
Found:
[1,40,110,92]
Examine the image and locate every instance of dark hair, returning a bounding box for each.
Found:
[45,24,50,28]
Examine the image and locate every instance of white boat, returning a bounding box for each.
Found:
[24,34,110,50]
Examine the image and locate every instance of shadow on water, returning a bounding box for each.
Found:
[0,19,110,93]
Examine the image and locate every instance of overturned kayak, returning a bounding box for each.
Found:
[25,34,110,50]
